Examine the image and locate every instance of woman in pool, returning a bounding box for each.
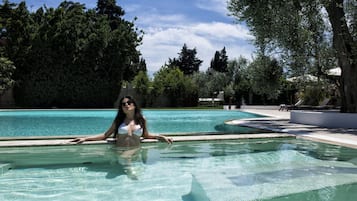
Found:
[71,96,173,146]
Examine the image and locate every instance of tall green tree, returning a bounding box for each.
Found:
[0,1,33,75]
[0,57,15,95]
[228,0,357,112]
[210,47,228,72]
[95,0,143,83]
[227,57,250,105]
[96,0,125,30]
[193,56,251,105]
[248,55,283,100]
[153,66,197,106]
[192,71,210,98]
[168,44,203,75]
[201,69,230,99]
[132,70,150,107]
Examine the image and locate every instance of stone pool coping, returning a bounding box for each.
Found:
[0,133,294,147]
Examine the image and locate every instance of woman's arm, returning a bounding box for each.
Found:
[70,122,116,143]
[141,120,173,144]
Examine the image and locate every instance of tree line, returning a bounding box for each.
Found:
[2,0,355,112]
[228,0,357,113]
[0,0,288,108]
[1,0,144,107]
[131,43,286,107]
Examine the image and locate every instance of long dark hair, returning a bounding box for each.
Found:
[113,96,146,137]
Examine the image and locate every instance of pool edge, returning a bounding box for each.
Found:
[0,133,295,147]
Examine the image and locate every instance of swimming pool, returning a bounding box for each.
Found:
[1,138,356,201]
[0,109,264,137]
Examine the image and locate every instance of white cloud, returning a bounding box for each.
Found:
[192,22,253,40]
[195,0,229,16]
[139,21,255,73]
[19,0,256,74]
[130,10,192,30]
[93,1,256,73]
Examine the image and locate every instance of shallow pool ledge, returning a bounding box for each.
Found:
[291,110,357,129]
[0,133,294,147]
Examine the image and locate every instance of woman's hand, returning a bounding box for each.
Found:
[128,122,136,136]
[69,137,86,144]
[158,135,173,144]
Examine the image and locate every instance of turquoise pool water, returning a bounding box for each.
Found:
[1,138,357,201]
[0,109,264,137]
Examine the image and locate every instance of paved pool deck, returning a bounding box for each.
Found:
[238,108,357,149]
[0,108,356,149]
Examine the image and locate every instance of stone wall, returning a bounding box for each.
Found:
[291,110,357,129]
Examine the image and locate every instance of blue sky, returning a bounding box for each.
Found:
[12,0,256,74]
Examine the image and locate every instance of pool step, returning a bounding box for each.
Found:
[349,157,357,165]
[185,150,357,201]
[0,163,12,175]
[182,174,210,201]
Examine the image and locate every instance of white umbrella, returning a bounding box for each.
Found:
[286,74,318,82]
[327,67,341,76]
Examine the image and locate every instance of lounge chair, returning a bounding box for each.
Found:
[295,98,334,110]
[315,98,331,109]
[279,99,304,111]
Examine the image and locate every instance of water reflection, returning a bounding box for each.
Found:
[85,146,148,180]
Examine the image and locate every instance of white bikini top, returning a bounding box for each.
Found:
[118,122,143,136]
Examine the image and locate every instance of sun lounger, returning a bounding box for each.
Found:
[279,99,303,111]
[288,98,336,110]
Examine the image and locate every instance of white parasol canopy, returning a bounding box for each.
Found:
[327,67,341,76]
[286,74,318,82]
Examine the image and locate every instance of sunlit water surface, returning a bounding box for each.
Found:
[1,138,357,201]
[0,109,264,137]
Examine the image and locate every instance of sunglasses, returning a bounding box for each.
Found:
[121,100,134,106]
